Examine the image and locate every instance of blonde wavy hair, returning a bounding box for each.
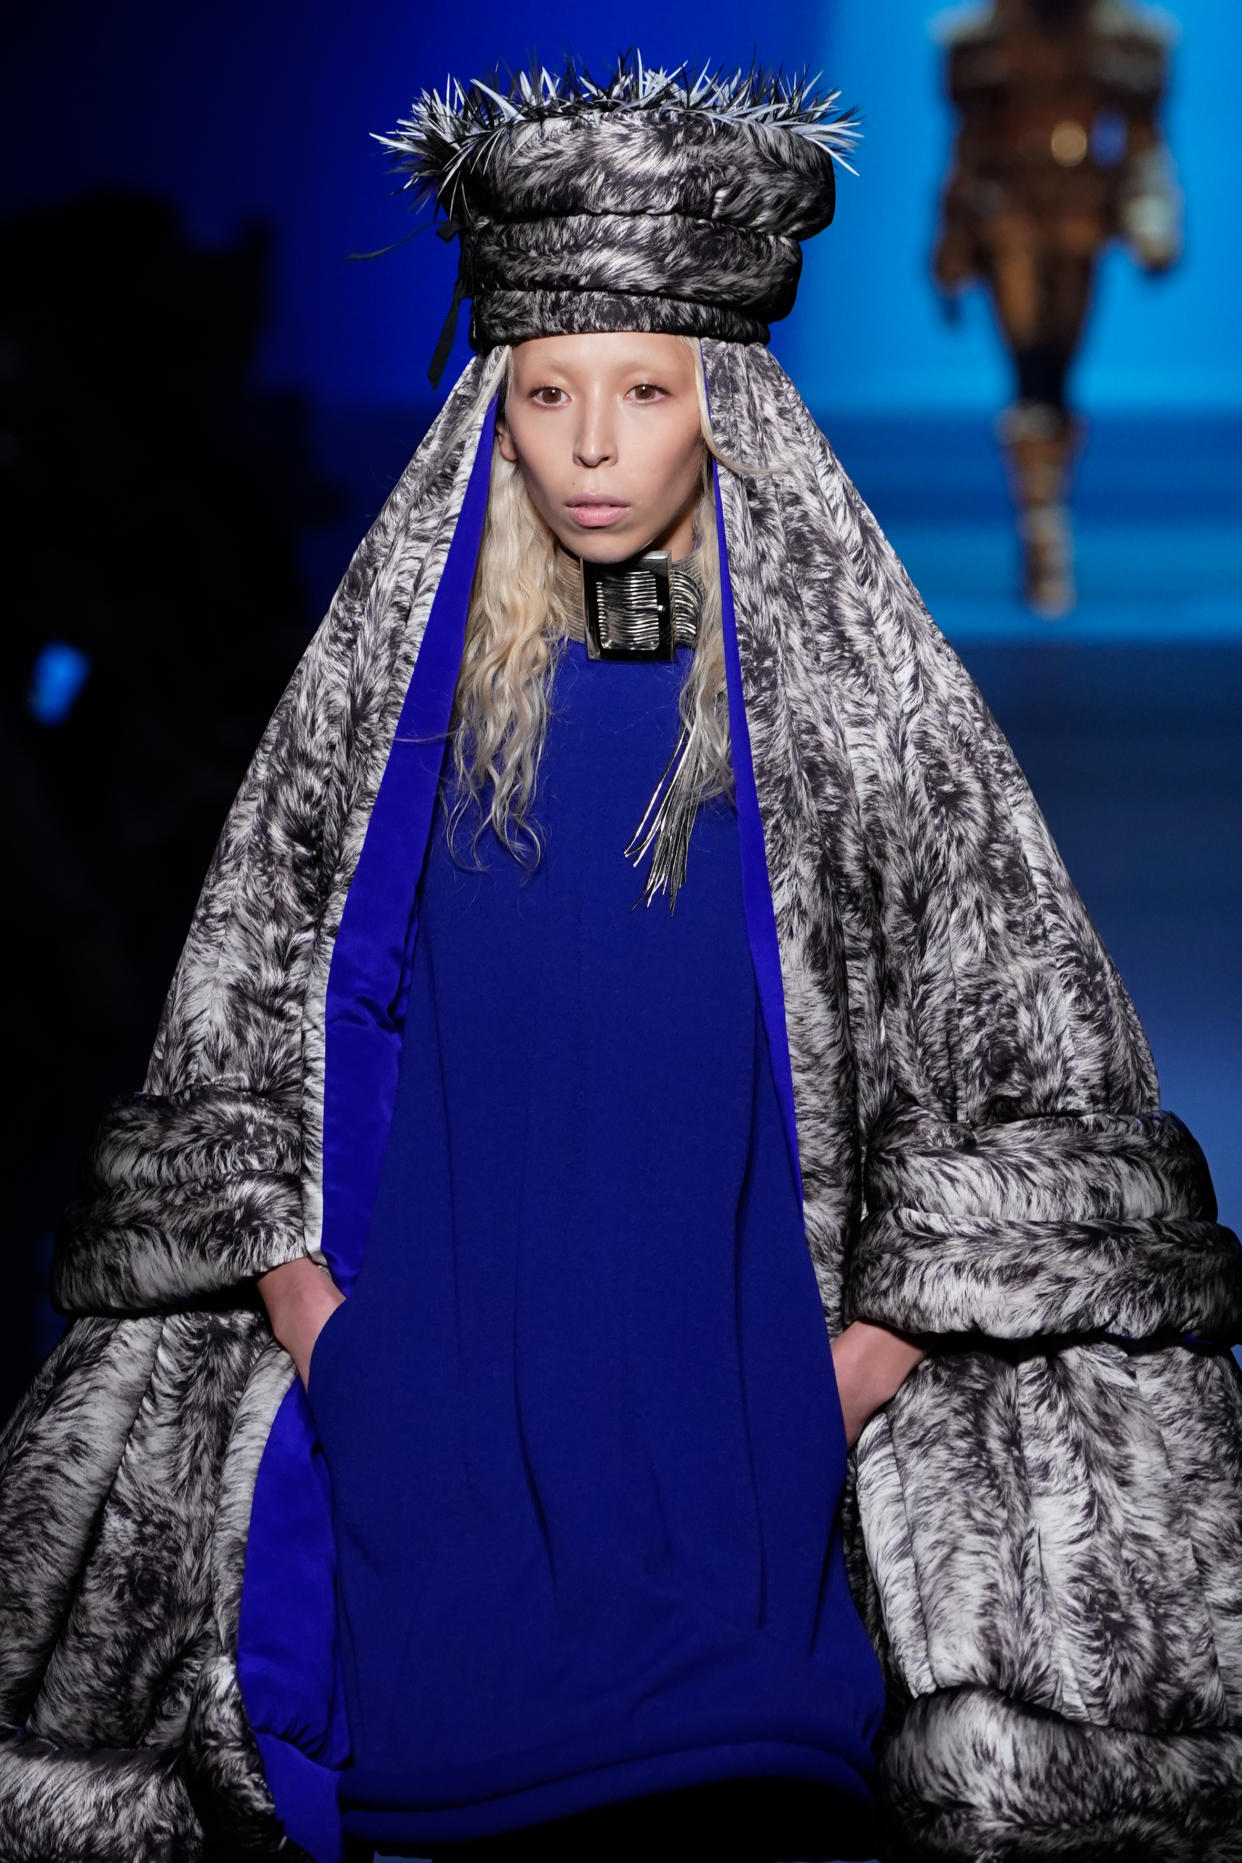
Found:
[441,334,758,871]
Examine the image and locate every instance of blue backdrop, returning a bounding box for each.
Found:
[805,0,1242,411]
[7,0,1239,411]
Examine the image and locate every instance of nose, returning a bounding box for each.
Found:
[572,391,616,468]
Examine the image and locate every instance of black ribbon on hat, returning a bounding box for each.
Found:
[428,217,473,389]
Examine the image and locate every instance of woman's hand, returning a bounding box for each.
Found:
[258,1257,346,1390]
[830,1319,927,1449]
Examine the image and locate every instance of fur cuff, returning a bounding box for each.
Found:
[846,1104,1242,1341]
[52,1086,305,1314]
[877,1686,1242,1862]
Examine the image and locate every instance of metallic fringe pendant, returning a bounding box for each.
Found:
[624,720,701,911]
[548,540,709,910]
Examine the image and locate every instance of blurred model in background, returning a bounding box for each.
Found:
[931,0,1182,615]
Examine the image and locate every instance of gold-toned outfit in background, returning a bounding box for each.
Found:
[932,0,1182,613]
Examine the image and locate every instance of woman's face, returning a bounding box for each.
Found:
[496,331,706,563]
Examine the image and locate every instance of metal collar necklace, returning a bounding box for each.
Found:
[550,540,708,912]
[553,542,705,660]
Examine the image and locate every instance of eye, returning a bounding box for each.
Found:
[530,385,566,406]
[628,382,667,402]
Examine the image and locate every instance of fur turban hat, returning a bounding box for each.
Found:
[373,49,859,383]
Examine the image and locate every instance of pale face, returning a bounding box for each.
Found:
[495,331,706,563]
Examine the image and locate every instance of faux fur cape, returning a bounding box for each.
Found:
[2,341,1241,1863]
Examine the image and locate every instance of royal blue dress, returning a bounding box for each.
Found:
[305,636,887,1860]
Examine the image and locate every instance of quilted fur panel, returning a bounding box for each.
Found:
[58,357,498,1308]
[820,426,1161,1127]
[856,1364,1242,1841]
[181,1651,304,1861]
[0,1730,200,1863]
[848,1206,1242,1339]
[854,1335,1242,1759]
[139,360,496,1112]
[856,1356,1063,1716]
[0,1316,162,1719]
[294,356,502,1270]
[0,1306,286,1852]
[26,1311,268,1748]
[703,338,882,1329]
[55,1167,302,1314]
[69,1087,301,1194]
[54,1084,304,1313]
[469,213,802,318]
[471,285,776,349]
[878,1688,1242,1863]
[865,1101,1222,1223]
[180,1345,308,1861]
[1132,1346,1242,1720]
[849,1098,1242,1338]
[453,93,840,236]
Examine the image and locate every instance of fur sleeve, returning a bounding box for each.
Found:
[825,449,1242,1345]
[51,356,495,1312]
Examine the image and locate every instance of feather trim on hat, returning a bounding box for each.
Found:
[375,47,861,228]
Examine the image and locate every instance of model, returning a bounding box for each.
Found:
[0,50,1239,1863]
[932,0,1182,614]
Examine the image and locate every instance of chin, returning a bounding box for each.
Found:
[556,526,650,564]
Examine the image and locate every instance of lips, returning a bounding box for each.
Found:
[567,498,629,529]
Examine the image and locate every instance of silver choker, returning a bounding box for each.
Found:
[554,545,704,660]
[551,542,709,912]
